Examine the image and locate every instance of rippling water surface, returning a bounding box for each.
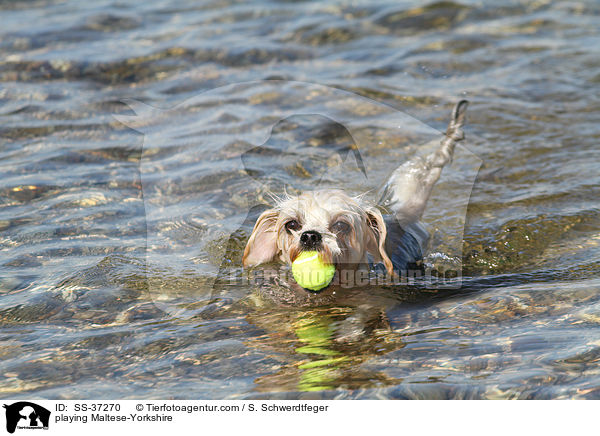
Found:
[1,0,600,399]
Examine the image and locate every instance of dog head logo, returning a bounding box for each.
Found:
[116,80,481,316]
[3,402,50,434]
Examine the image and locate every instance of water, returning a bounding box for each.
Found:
[1,0,599,399]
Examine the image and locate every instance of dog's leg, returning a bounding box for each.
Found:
[334,304,391,343]
[378,100,468,223]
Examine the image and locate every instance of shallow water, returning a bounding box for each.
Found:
[1,0,600,399]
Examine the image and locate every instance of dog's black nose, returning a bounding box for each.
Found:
[300,230,322,248]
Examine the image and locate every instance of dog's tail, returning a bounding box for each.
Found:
[427,99,468,169]
[378,100,469,223]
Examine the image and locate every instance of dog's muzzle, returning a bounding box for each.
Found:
[300,230,322,250]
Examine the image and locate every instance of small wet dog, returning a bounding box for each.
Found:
[243,101,468,293]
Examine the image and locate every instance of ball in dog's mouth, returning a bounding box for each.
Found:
[291,251,335,292]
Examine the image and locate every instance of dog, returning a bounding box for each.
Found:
[242,100,468,294]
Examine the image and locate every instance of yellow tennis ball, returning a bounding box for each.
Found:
[292,251,335,291]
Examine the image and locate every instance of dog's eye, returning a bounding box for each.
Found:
[331,221,350,234]
[285,220,301,232]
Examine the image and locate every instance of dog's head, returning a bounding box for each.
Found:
[243,189,393,287]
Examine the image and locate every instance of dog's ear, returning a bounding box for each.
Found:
[242,208,280,267]
[366,208,394,276]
